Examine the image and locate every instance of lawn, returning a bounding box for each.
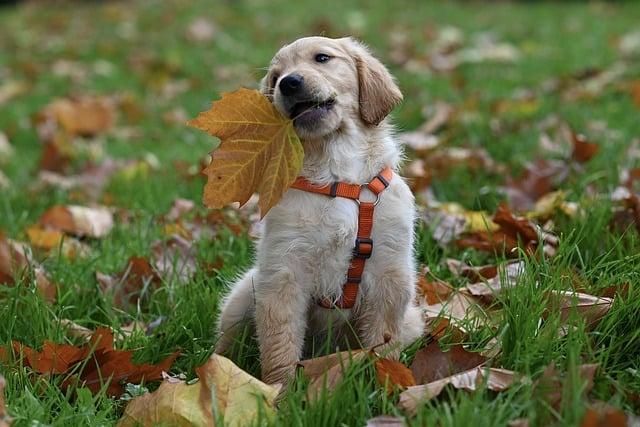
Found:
[1,0,639,425]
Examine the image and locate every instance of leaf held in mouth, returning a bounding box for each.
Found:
[188,88,304,217]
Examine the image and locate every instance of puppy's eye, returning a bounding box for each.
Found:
[314,53,331,63]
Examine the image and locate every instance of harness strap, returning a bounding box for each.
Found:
[290,167,393,309]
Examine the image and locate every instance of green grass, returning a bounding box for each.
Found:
[1,0,640,425]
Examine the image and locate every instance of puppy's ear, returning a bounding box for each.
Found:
[342,37,403,126]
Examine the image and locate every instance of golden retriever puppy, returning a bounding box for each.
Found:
[215,36,424,385]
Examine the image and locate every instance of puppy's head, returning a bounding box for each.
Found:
[261,36,402,140]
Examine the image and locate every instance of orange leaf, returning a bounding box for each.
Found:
[375,358,416,393]
[410,342,486,385]
[188,88,303,217]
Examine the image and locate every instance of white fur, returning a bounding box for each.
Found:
[215,36,424,385]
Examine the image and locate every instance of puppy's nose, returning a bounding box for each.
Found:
[279,74,304,96]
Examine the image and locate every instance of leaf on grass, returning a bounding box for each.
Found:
[571,133,599,163]
[38,205,113,238]
[97,256,161,310]
[298,350,368,401]
[535,362,598,409]
[188,88,304,217]
[546,291,613,327]
[399,367,519,414]
[38,96,115,137]
[119,354,280,427]
[503,159,568,213]
[464,261,525,299]
[410,342,486,385]
[26,226,90,259]
[375,358,416,393]
[151,236,197,284]
[580,402,628,427]
[0,234,56,302]
[416,275,454,305]
[8,327,179,397]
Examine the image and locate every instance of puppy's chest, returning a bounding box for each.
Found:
[298,197,360,250]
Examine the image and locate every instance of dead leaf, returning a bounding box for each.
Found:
[119,354,279,427]
[60,319,94,341]
[26,226,90,259]
[298,350,368,401]
[39,97,115,137]
[416,276,454,305]
[535,363,598,410]
[38,205,113,238]
[572,133,599,163]
[97,256,161,310]
[504,159,568,212]
[151,236,197,284]
[0,234,56,302]
[188,88,304,217]
[464,261,525,299]
[399,367,519,414]
[546,291,612,327]
[375,358,416,393]
[580,402,628,427]
[410,342,486,384]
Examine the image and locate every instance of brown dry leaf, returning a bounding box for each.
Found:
[504,159,568,212]
[464,261,525,299]
[424,291,484,328]
[535,362,598,410]
[399,367,519,414]
[375,358,416,393]
[410,342,486,385]
[188,88,304,217]
[39,97,115,137]
[0,234,56,302]
[546,291,612,327]
[119,354,279,427]
[97,256,161,310]
[9,327,179,397]
[572,133,599,163]
[38,205,113,238]
[580,402,628,427]
[298,350,368,401]
[59,319,94,341]
[151,236,197,284]
[0,374,10,427]
[26,226,90,259]
[416,276,454,305]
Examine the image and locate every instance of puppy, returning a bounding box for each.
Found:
[215,36,424,385]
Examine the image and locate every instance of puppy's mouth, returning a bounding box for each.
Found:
[289,98,336,125]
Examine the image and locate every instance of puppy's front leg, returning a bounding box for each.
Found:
[255,269,308,385]
[356,269,414,360]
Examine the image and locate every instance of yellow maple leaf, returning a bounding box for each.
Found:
[188,88,303,217]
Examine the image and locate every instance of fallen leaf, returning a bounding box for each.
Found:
[416,276,454,305]
[0,234,56,302]
[572,133,599,163]
[38,205,113,238]
[26,226,91,259]
[546,291,612,327]
[399,367,519,414]
[410,342,486,384]
[188,88,304,217]
[580,402,628,427]
[151,236,197,284]
[375,358,416,393]
[97,256,161,310]
[504,159,568,212]
[535,362,598,409]
[298,350,368,401]
[60,319,94,341]
[119,354,279,427]
[464,261,525,299]
[39,96,115,137]
[9,328,179,397]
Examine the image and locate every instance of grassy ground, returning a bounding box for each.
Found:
[1,0,640,425]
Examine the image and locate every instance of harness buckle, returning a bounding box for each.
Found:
[353,237,373,259]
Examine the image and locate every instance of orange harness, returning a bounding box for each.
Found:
[290,167,393,309]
